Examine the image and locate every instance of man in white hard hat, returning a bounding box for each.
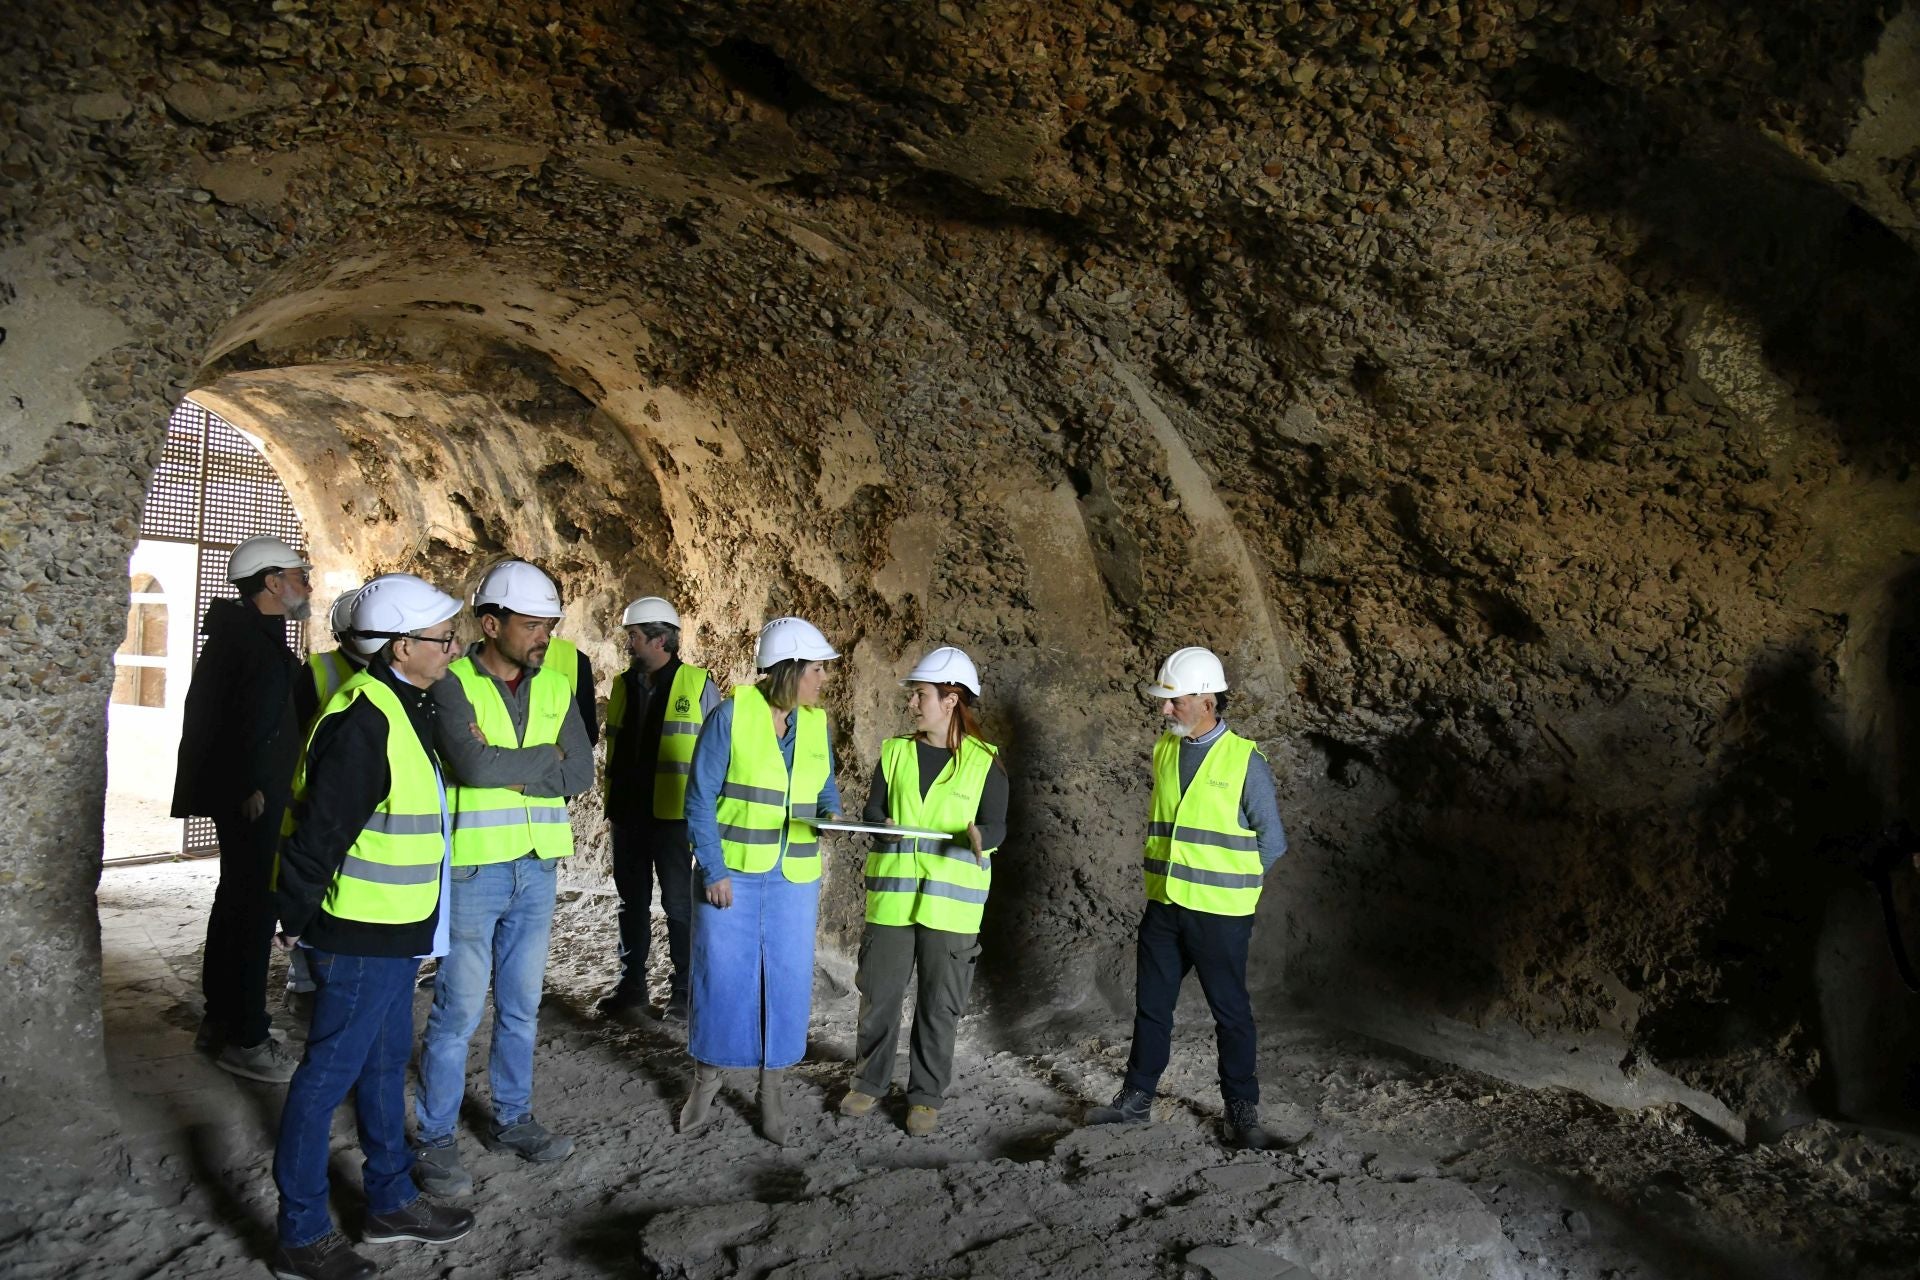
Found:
[284,582,368,1013]
[413,559,593,1195]
[172,533,313,1083]
[597,597,721,1025]
[269,573,475,1280]
[1086,646,1288,1150]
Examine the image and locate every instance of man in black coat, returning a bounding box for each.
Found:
[171,534,311,1083]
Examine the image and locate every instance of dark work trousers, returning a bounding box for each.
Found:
[201,801,287,1048]
[1122,899,1259,1106]
[850,923,983,1109]
[611,819,693,1001]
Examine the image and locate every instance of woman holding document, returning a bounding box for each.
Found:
[679,616,843,1146]
[839,646,1009,1137]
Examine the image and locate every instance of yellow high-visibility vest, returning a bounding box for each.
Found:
[864,735,999,933]
[1142,730,1263,916]
[307,649,358,721]
[277,669,446,924]
[447,656,574,866]
[714,684,829,884]
[604,663,710,819]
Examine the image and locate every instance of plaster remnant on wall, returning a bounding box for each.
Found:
[0,242,131,479]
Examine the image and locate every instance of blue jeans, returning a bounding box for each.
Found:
[1122,899,1259,1105]
[415,855,558,1141]
[274,950,420,1248]
[688,864,819,1069]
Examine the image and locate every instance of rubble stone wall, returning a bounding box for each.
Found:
[6,0,1920,1175]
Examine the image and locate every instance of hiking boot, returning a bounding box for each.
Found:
[679,1064,724,1135]
[217,1036,299,1084]
[269,1231,375,1280]
[596,989,651,1027]
[838,1088,879,1118]
[906,1105,940,1137]
[363,1197,475,1245]
[1223,1099,1271,1151]
[410,1139,473,1196]
[485,1116,574,1163]
[758,1067,788,1146]
[661,989,689,1023]
[1086,1086,1152,1125]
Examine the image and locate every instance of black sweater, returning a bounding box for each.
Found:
[274,661,443,957]
[171,597,301,818]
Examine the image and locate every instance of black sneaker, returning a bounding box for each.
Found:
[485,1115,574,1163]
[270,1231,375,1280]
[363,1197,475,1245]
[1086,1086,1153,1125]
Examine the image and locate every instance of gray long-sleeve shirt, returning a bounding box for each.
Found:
[429,645,595,799]
[1178,719,1287,870]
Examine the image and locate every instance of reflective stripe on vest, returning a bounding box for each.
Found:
[1142,730,1263,917]
[864,736,999,933]
[447,656,574,866]
[276,669,447,925]
[307,649,358,723]
[715,683,830,884]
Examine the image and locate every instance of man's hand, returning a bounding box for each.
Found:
[274,932,299,952]
[467,721,487,745]
[705,877,734,909]
[242,790,266,821]
[554,744,566,762]
[967,824,985,859]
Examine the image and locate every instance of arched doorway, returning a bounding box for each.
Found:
[102,396,307,862]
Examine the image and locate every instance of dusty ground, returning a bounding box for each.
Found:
[3,860,1917,1280]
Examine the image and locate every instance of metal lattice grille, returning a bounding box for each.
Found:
[142,398,307,857]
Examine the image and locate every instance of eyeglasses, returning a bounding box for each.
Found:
[359,630,457,650]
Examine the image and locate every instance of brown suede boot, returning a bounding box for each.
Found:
[678,1063,724,1135]
[758,1067,788,1146]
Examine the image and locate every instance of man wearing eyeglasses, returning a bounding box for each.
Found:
[172,533,313,1084]
[412,560,593,1197]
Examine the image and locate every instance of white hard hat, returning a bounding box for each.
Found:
[348,574,462,656]
[902,645,981,697]
[227,535,309,582]
[755,616,839,668]
[328,584,365,641]
[472,560,562,618]
[622,596,681,628]
[1145,646,1229,698]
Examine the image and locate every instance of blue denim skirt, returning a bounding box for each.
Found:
[689,864,820,1069]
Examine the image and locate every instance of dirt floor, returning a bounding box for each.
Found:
[3,859,1918,1280]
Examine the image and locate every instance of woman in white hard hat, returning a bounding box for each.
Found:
[839,646,1008,1137]
[679,616,844,1145]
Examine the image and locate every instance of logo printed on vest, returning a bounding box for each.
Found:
[675,695,691,714]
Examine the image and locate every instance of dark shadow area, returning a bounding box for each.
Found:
[1502,59,1920,463]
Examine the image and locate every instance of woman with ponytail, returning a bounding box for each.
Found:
[838,646,1009,1137]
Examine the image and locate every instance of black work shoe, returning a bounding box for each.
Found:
[1086,1086,1153,1125]
[1223,1099,1271,1150]
[363,1197,475,1245]
[661,990,689,1023]
[486,1115,574,1163]
[596,989,651,1026]
[270,1231,375,1279]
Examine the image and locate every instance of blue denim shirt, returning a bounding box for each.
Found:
[686,696,842,883]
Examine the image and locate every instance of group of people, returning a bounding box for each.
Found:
[171,535,1288,1280]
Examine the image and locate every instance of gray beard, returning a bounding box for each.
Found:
[285,597,312,622]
